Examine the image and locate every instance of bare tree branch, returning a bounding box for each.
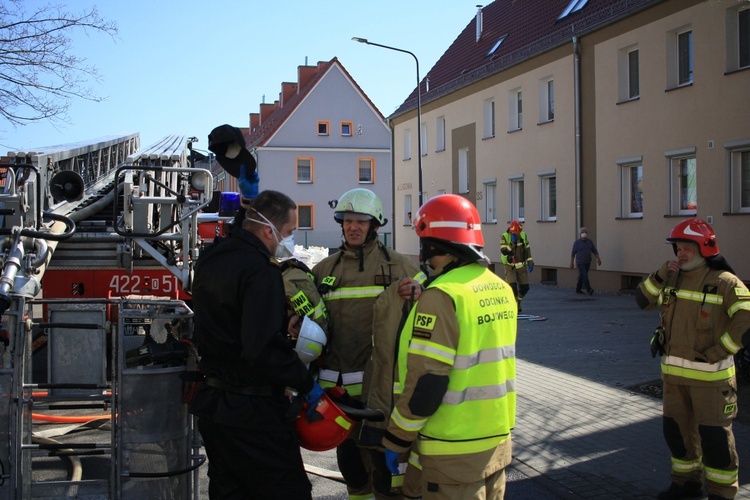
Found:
[0,0,118,127]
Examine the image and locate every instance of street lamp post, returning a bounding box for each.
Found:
[352,37,423,207]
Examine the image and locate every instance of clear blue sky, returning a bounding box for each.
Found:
[1,0,479,153]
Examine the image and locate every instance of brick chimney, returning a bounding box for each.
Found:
[280,82,297,107]
[260,103,275,125]
[249,113,259,131]
[297,65,317,92]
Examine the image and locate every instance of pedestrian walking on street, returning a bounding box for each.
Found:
[382,194,517,499]
[635,218,750,500]
[499,220,534,312]
[570,226,601,295]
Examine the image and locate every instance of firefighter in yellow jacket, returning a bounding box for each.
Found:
[313,188,426,499]
[499,220,533,312]
[382,194,517,499]
[636,218,750,500]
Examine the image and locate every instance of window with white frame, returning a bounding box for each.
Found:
[358,158,374,183]
[298,204,314,229]
[618,45,639,101]
[420,122,427,156]
[539,171,557,221]
[317,121,330,136]
[404,194,413,225]
[458,148,469,194]
[667,27,693,88]
[403,129,412,160]
[539,78,554,123]
[509,176,525,221]
[727,5,750,72]
[436,116,446,152]
[508,88,522,131]
[341,122,353,136]
[483,98,495,138]
[618,157,643,218]
[666,149,697,215]
[727,140,750,213]
[296,157,313,183]
[483,180,497,223]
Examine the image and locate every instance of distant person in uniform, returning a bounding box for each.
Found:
[499,220,534,312]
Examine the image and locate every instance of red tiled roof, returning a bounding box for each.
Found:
[391,0,662,118]
[246,57,385,148]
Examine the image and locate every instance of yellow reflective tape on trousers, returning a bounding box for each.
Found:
[720,332,742,354]
[729,299,750,317]
[323,286,385,300]
[661,355,735,381]
[705,465,739,485]
[418,434,507,456]
[408,338,456,365]
[671,455,703,473]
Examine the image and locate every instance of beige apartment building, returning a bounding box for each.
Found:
[389,0,750,290]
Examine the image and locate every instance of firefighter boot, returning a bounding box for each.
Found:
[657,481,703,499]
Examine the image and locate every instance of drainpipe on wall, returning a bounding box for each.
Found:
[388,117,396,249]
[573,36,582,234]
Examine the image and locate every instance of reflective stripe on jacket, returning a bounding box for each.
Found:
[391,262,517,456]
[312,240,425,397]
[638,262,750,386]
[499,231,531,266]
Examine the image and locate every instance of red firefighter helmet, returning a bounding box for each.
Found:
[296,393,354,451]
[508,220,523,234]
[666,218,719,258]
[414,194,484,246]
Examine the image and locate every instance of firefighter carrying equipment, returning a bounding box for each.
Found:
[295,316,327,368]
[333,188,387,227]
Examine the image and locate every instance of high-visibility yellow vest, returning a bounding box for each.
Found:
[396,263,517,456]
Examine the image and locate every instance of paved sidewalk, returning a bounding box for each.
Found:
[511,284,750,499]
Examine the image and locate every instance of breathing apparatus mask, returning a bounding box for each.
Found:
[246,209,295,259]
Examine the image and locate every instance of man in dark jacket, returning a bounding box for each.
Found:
[189,190,318,499]
[570,226,601,295]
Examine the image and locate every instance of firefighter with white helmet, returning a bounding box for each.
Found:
[382,194,517,499]
[312,187,426,499]
[636,218,750,500]
[499,220,534,312]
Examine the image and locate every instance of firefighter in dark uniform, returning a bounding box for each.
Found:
[382,194,517,499]
[189,190,321,499]
[636,218,750,500]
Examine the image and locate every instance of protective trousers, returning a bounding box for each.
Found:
[198,416,312,499]
[662,381,739,499]
[421,468,505,500]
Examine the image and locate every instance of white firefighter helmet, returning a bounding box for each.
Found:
[333,188,387,227]
[295,316,327,367]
